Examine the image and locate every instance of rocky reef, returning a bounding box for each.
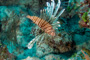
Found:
[0,0,90,60]
[0,46,16,60]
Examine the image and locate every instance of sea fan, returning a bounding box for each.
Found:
[27,0,65,49]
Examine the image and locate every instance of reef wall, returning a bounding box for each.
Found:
[0,0,90,60]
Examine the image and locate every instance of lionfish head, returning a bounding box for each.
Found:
[27,15,33,20]
[50,30,56,36]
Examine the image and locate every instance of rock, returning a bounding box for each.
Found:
[44,54,63,60]
[36,42,54,57]
[0,46,16,60]
[0,0,40,15]
[73,34,90,45]
[22,56,40,60]
[36,32,75,57]
[0,6,36,59]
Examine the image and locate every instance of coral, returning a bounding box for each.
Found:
[46,31,75,53]
[0,6,36,60]
[43,54,63,60]
[81,50,90,60]
[61,0,80,18]
[69,41,90,60]
[36,40,54,57]
[79,8,90,28]
[21,0,40,14]
[39,0,48,8]
[0,46,16,60]
[0,0,19,5]
[35,31,75,57]
[82,47,90,56]
[0,0,40,15]
[22,56,40,60]
[70,53,77,58]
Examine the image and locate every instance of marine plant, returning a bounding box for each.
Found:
[79,9,90,28]
[27,0,65,49]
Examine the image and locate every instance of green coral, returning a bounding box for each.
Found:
[70,53,77,58]
[67,6,72,12]
[67,3,79,12]
[82,12,88,22]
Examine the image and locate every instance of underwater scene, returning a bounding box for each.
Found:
[0,0,90,60]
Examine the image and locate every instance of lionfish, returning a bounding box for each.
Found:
[27,15,55,36]
[27,0,65,49]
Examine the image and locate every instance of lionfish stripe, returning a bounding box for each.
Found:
[46,30,51,33]
[38,19,43,27]
[39,19,45,27]
[41,21,48,28]
[46,27,52,31]
[43,23,52,29]
[45,28,52,33]
[45,27,52,32]
[35,17,41,25]
[40,19,46,27]
[34,16,38,23]
[42,24,52,30]
[38,18,42,27]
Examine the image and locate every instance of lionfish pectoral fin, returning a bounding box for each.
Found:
[52,21,61,29]
[27,38,36,49]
